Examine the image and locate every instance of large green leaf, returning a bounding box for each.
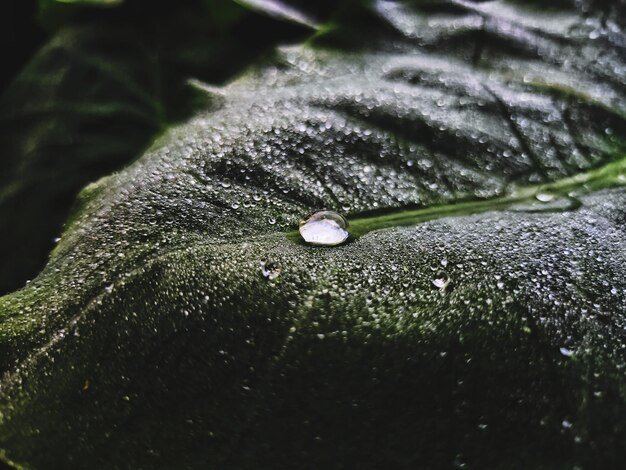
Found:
[1,0,625,468]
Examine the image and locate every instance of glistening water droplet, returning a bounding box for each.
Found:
[432,270,450,290]
[299,210,349,246]
[535,192,555,202]
[260,260,281,281]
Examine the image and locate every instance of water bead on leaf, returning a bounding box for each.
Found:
[535,193,555,202]
[432,270,450,290]
[299,210,349,246]
[260,260,281,281]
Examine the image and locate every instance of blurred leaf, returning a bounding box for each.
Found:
[234,0,320,28]
[0,0,309,294]
[232,0,358,28]
[0,1,46,93]
[0,25,164,295]
[36,0,125,32]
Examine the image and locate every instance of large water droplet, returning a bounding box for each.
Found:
[535,192,555,202]
[299,210,349,246]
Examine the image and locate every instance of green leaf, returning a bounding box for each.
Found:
[1,0,625,468]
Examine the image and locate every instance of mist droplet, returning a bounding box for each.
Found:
[299,210,349,246]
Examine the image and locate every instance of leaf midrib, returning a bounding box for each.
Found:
[287,152,626,241]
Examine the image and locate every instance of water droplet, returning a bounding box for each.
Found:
[432,270,450,290]
[535,193,555,202]
[260,261,281,281]
[299,210,349,246]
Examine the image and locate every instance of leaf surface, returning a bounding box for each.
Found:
[1,1,625,468]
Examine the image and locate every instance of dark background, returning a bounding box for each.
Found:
[0,0,328,296]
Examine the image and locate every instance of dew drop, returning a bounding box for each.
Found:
[432,270,450,290]
[299,210,349,246]
[260,260,281,281]
[535,193,555,202]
